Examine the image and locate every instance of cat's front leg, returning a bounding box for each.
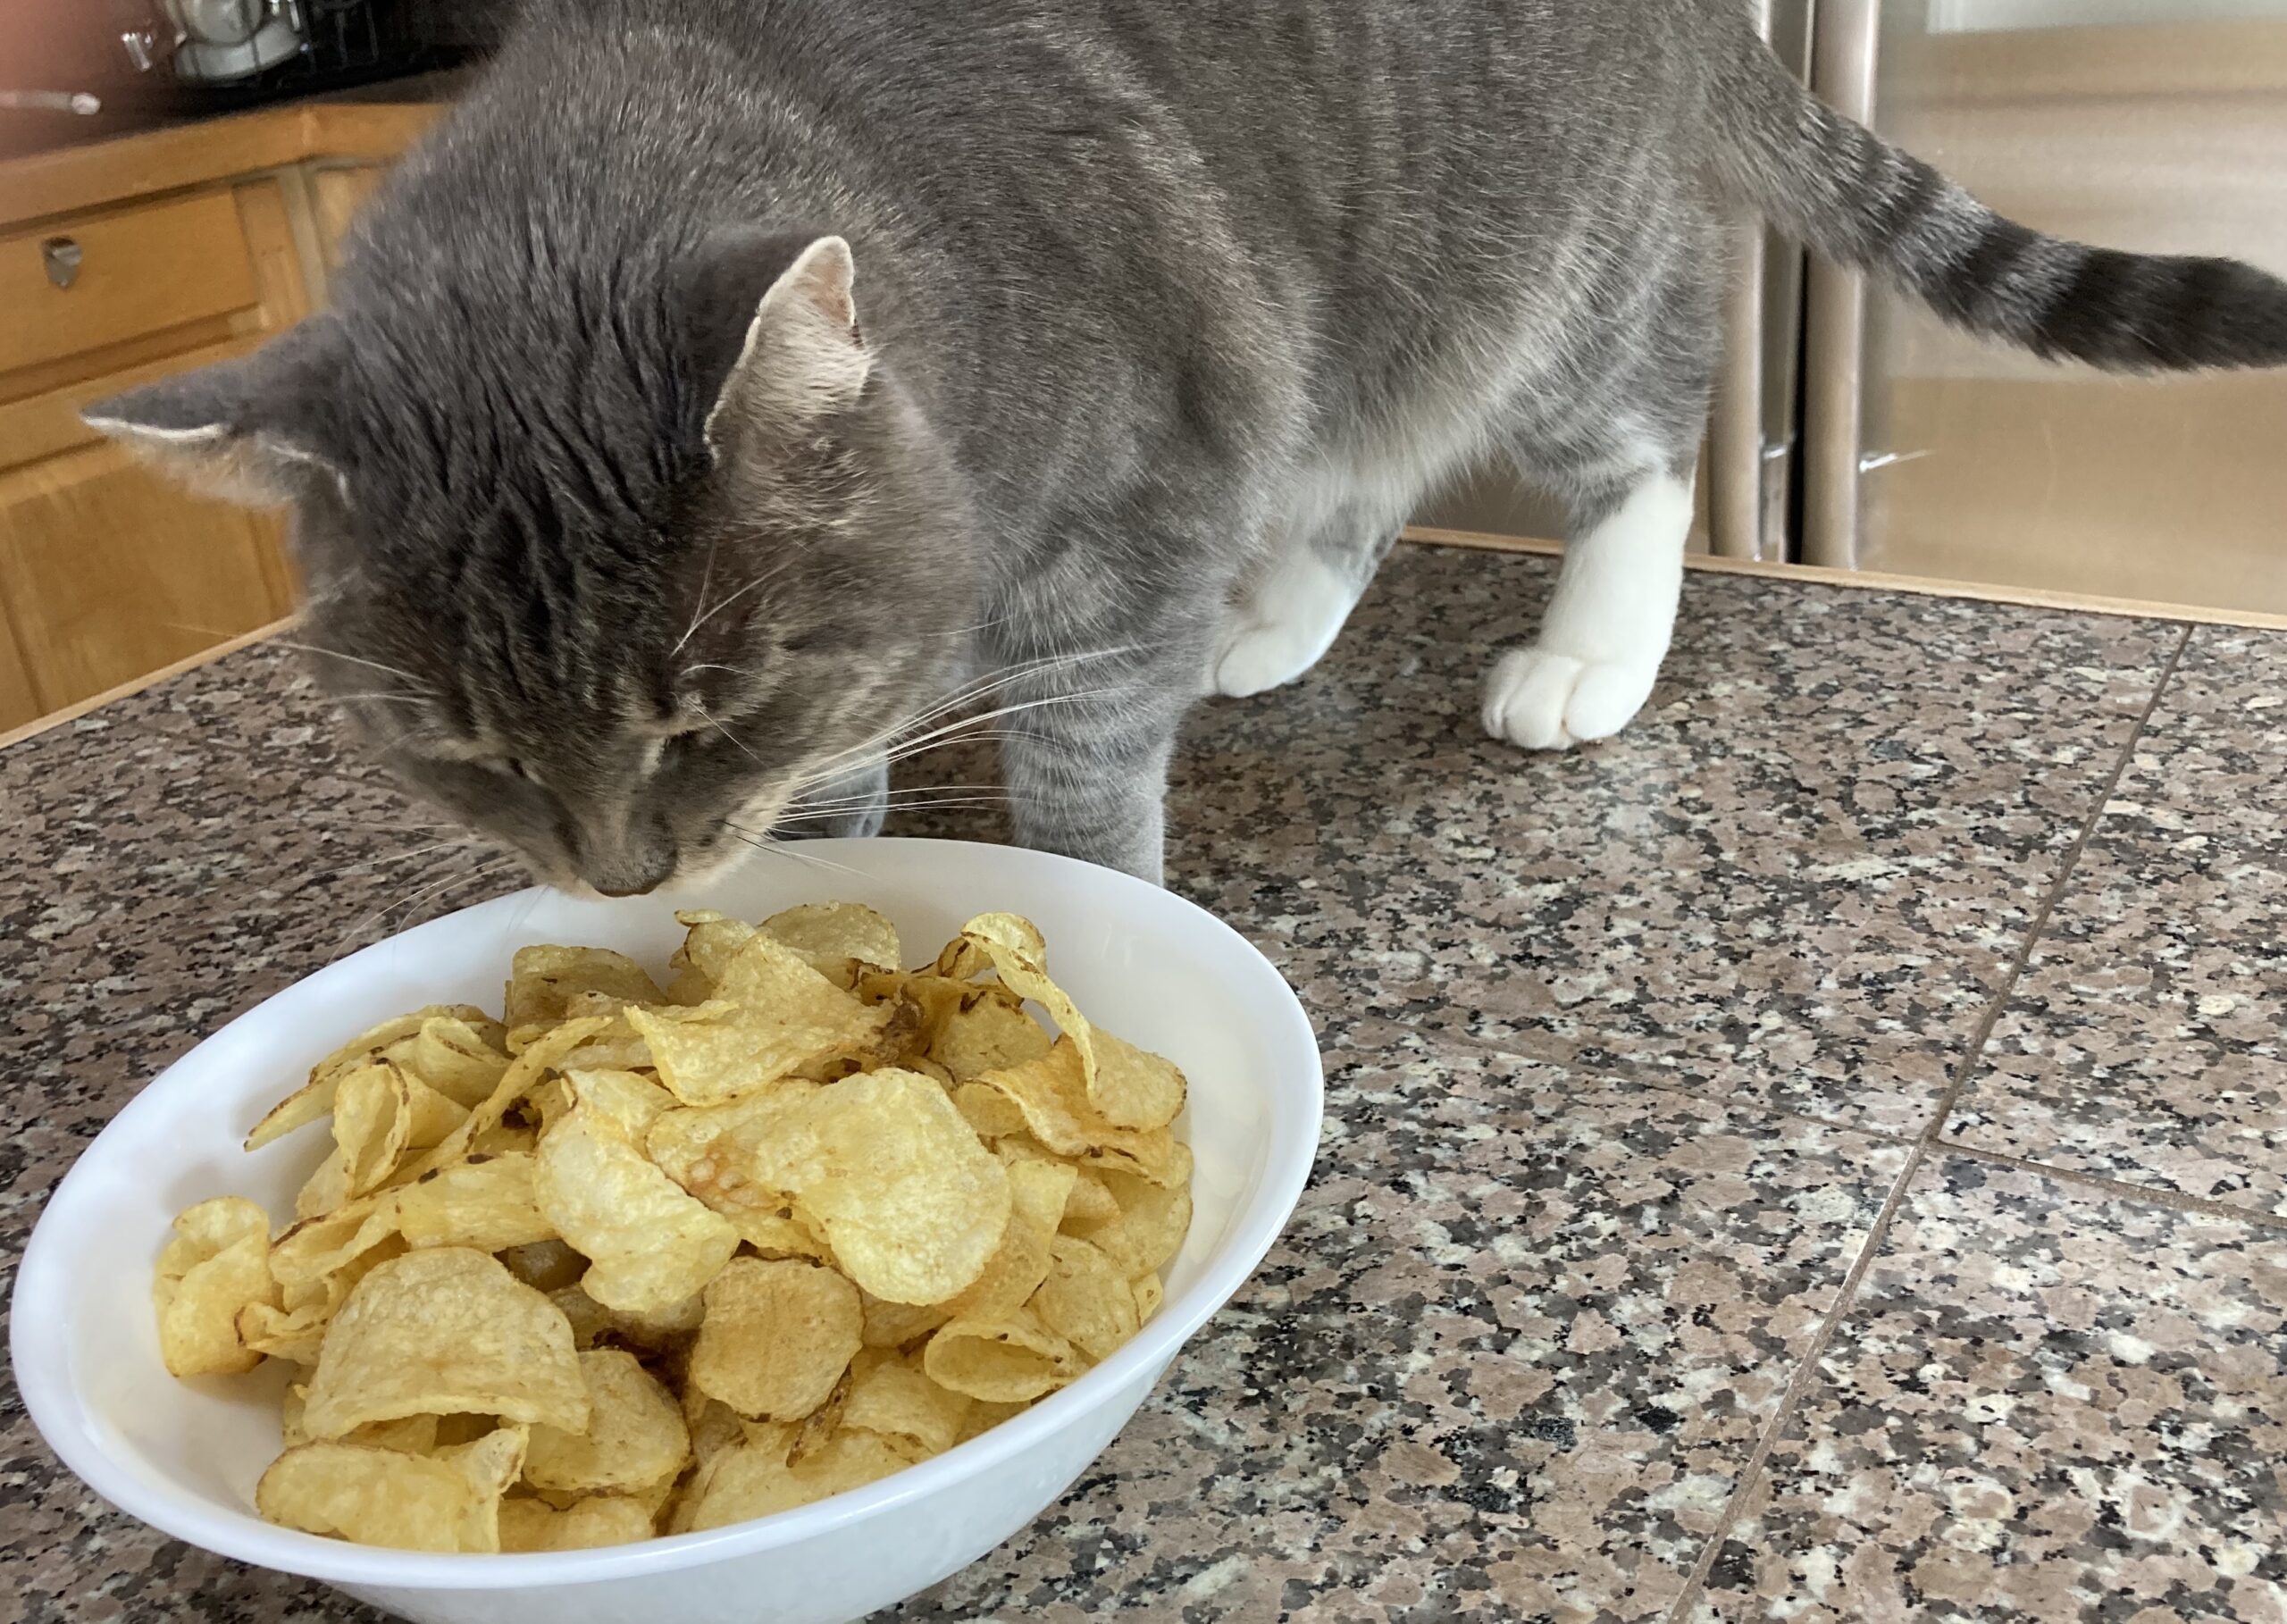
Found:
[983,608,1213,887]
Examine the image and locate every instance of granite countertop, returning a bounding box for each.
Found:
[4,541,2283,1624]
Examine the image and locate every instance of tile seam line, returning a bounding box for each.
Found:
[1655,620,2191,1624]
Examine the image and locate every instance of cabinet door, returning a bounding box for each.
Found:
[0,595,38,734]
[0,439,291,708]
[309,162,391,271]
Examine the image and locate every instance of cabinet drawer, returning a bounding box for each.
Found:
[0,189,260,380]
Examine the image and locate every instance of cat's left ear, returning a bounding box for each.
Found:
[704,235,873,456]
[81,316,351,506]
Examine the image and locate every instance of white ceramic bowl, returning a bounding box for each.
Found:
[13,838,1322,1624]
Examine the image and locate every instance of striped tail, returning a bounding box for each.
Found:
[1707,28,2287,373]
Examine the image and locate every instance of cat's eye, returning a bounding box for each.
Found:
[498,757,533,782]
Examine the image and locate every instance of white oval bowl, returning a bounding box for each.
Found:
[12,837,1323,1624]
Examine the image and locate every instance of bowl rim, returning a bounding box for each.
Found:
[11,837,1324,1589]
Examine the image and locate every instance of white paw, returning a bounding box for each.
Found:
[1481,647,1658,750]
[1210,616,1332,698]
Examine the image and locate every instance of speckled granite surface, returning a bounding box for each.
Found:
[4,541,2283,1623]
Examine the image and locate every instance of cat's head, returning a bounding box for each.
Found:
[87,231,976,894]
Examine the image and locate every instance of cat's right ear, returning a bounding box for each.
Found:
[82,317,350,506]
[701,235,874,457]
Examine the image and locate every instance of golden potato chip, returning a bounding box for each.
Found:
[498,1494,657,1553]
[238,1297,331,1365]
[646,1086,833,1255]
[256,1425,525,1553]
[1060,1168,1122,1226]
[397,1153,555,1251]
[859,1291,952,1351]
[505,945,663,1030]
[671,910,758,989]
[759,902,901,989]
[405,1015,511,1109]
[534,1077,740,1315]
[246,1006,489,1152]
[951,1081,1029,1142]
[468,1121,539,1159]
[683,1392,750,1467]
[154,1196,276,1377]
[566,1285,705,1350]
[1064,1166,1194,1276]
[957,912,1185,1129]
[301,1249,588,1440]
[400,1077,470,1155]
[1029,1235,1137,1362]
[950,1158,1075,1319]
[269,1191,403,1293]
[629,945,880,1107]
[499,1240,586,1293]
[556,1018,656,1073]
[931,986,1051,1081]
[690,1258,862,1421]
[398,1017,609,1185]
[525,1349,691,1494]
[294,1061,412,1220]
[743,1068,1011,1305]
[921,1307,1080,1404]
[549,1285,610,1350]
[1131,1272,1164,1323]
[841,1349,969,1462]
[957,1399,1029,1444]
[677,1428,907,1532]
[969,1042,1189,1186]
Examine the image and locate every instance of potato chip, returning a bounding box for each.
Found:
[499,1240,586,1293]
[468,1121,539,1159]
[922,1308,1081,1404]
[677,1428,908,1532]
[397,1153,555,1252]
[525,1349,690,1494]
[565,1067,678,1140]
[498,1494,657,1553]
[951,1081,1030,1142]
[859,1291,953,1351]
[950,1157,1075,1319]
[841,1349,969,1462]
[743,1068,1011,1305]
[1064,1166,1194,1276]
[301,1248,588,1440]
[534,1076,740,1315]
[759,902,901,989]
[629,942,881,1107]
[247,1006,490,1152]
[505,945,662,1030]
[690,1258,862,1421]
[256,1425,525,1553]
[670,910,758,988]
[683,1392,750,1468]
[549,1285,610,1350]
[1060,1168,1122,1226]
[1130,1272,1165,1323]
[931,985,1051,1081]
[969,1041,1189,1186]
[957,1399,1030,1444]
[405,1015,512,1109]
[646,1086,832,1255]
[294,1061,412,1220]
[269,1192,404,1293]
[398,1017,609,1185]
[154,1196,276,1377]
[1030,1235,1138,1362]
[957,912,1185,1129]
[239,1297,331,1365]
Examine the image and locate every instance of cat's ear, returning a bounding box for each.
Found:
[704,235,873,456]
[83,319,349,506]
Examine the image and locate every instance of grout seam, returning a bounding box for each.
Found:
[1927,1137,2287,1233]
[1655,622,2192,1621]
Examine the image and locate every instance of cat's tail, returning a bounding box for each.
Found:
[1706,25,2287,373]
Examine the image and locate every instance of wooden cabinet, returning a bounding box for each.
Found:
[0,101,437,738]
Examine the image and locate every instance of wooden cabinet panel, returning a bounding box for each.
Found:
[0,189,259,380]
[0,595,38,732]
[0,440,291,710]
[310,163,390,271]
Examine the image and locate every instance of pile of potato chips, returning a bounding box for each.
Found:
[152,906,1193,1553]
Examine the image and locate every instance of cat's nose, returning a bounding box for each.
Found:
[581,838,677,897]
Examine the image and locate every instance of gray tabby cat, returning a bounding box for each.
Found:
[91,0,2287,890]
